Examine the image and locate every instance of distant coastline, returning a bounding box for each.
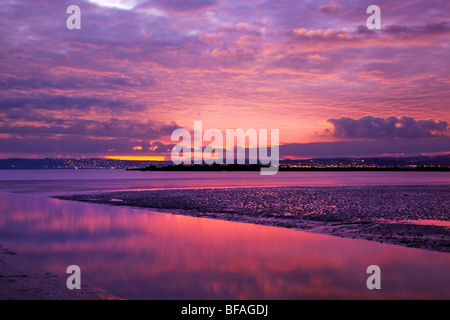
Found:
[127,164,450,172]
[1,155,449,170]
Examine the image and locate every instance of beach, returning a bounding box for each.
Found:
[55,185,450,253]
[1,170,449,300]
[0,245,121,300]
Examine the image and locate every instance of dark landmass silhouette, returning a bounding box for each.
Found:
[126,163,450,172]
[1,155,449,170]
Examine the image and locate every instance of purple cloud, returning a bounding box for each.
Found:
[319,2,342,14]
[145,0,217,12]
[280,137,450,159]
[0,135,141,155]
[384,22,450,36]
[0,95,144,112]
[327,116,449,139]
[149,141,176,153]
[0,112,179,139]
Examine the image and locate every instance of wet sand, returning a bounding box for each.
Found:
[0,245,122,300]
[55,185,450,253]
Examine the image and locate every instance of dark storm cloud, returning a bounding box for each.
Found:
[327,116,449,139]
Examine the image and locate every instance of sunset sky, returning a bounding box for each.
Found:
[1,0,449,160]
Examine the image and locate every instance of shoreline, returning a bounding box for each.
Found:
[2,183,449,300]
[0,245,123,300]
[127,165,450,172]
[55,184,450,253]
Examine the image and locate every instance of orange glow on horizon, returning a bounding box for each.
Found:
[104,156,166,161]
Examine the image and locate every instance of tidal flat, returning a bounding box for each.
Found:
[56,185,450,253]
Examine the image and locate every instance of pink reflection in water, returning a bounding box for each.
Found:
[0,191,449,299]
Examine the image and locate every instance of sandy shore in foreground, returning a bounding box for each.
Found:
[0,245,122,300]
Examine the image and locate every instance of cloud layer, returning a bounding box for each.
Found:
[0,0,449,158]
[327,116,449,139]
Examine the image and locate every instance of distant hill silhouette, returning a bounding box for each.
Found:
[127,163,450,172]
[1,155,449,170]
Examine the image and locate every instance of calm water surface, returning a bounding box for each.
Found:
[1,169,449,193]
[0,170,449,299]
